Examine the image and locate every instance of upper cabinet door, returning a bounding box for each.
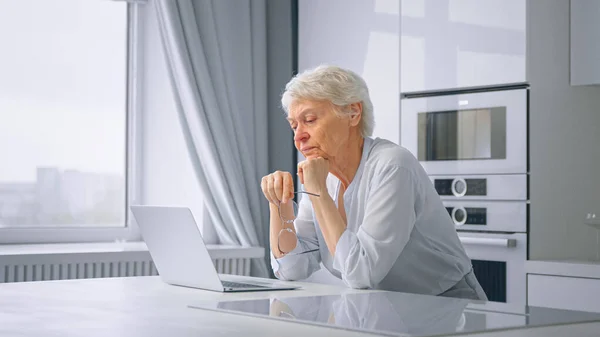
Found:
[401,0,527,93]
[570,0,600,86]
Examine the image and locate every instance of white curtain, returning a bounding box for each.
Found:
[154,0,269,277]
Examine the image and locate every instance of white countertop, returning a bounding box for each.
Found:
[1,276,599,337]
[0,275,380,337]
[526,260,600,279]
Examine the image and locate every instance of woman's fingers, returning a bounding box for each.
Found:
[282,172,294,204]
[261,176,275,205]
[266,174,280,205]
[261,171,297,205]
[260,176,273,204]
[273,172,284,202]
[297,162,304,185]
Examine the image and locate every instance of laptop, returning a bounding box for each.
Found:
[130,205,299,292]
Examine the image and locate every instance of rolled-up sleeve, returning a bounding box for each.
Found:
[271,196,321,280]
[332,165,416,288]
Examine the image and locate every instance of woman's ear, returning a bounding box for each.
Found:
[348,102,362,127]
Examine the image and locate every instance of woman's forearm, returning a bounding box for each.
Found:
[310,194,346,256]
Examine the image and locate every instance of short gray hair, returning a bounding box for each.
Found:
[281,65,375,137]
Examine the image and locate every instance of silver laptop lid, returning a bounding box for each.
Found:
[130,205,224,291]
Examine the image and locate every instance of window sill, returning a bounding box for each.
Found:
[0,242,264,259]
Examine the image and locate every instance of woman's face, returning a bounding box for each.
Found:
[287,99,361,160]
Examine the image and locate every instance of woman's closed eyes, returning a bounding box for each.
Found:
[290,118,317,132]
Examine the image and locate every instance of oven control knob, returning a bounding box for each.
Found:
[452,207,467,226]
[452,178,467,197]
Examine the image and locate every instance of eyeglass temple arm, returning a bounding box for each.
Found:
[295,191,320,197]
[282,248,320,257]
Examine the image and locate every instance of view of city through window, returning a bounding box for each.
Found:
[0,0,128,228]
[0,168,125,227]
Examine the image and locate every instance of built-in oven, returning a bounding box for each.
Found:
[401,87,527,175]
[401,85,529,305]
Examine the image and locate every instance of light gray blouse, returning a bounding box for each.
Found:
[271,137,472,296]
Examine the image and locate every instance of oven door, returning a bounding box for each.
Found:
[458,232,527,305]
[401,88,527,175]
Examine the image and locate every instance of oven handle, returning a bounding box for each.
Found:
[459,237,517,248]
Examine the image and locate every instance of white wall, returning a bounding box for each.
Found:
[298,0,401,144]
[528,0,600,260]
[297,0,400,285]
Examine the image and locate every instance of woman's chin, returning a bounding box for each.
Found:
[302,149,326,160]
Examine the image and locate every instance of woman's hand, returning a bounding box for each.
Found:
[270,299,295,318]
[297,157,329,195]
[261,171,294,205]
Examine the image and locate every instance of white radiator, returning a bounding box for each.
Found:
[0,243,261,283]
[1,258,251,283]
[3,260,158,282]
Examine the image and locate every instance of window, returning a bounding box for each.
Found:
[0,0,142,243]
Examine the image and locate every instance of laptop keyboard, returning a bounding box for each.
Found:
[221,280,269,289]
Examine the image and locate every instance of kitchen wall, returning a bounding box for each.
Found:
[528,0,600,261]
[139,1,296,246]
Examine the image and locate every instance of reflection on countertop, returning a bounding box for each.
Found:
[191,291,600,337]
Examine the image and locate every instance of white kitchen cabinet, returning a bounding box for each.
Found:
[570,0,600,86]
[401,0,527,93]
[528,274,600,313]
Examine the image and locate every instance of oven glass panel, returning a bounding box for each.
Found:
[471,260,506,303]
[465,179,487,196]
[464,208,486,225]
[418,108,506,161]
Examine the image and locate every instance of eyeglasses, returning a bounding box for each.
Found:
[277,191,321,256]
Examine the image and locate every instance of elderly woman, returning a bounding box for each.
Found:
[260,65,487,300]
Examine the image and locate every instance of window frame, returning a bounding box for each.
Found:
[0,2,144,244]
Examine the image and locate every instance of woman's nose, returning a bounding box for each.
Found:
[294,129,309,143]
[293,124,309,142]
